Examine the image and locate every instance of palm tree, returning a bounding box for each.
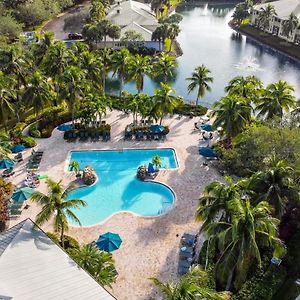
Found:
[196,176,241,231]
[282,13,299,41]
[127,55,151,94]
[0,134,12,158]
[232,2,251,23]
[111,48,131,99]
[151,83,183,125]
[31,31,55,66]
[0,73,15,132]
[258,4,277,32]
[186,65,213,106]
[246,159,299,217]
[99,48,112,92]
[212,95,252,138]
[31,179,87,248]
[152,155,162,169]
[79,51,103,90]
[125,93,149,124]
[151,266,230,300]
[59,66,87,125]
[23,71,54,121]
[225,75,262,103]
[42,41,71,106]
[152,24,168,51]
[153,53,178,84]
[0,46,30,121]
[167,23,180,52]
[256,80,296,120]
[204,198,284,290]
[69,160,80,177]
[72,245,117,287]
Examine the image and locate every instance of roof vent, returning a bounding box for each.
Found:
[117,7,121,13]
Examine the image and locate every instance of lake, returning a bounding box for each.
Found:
[109,4,300,106]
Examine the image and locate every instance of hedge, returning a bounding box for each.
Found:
[47,232,80,251]
[174,103,208,117]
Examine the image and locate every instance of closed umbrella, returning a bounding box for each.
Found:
[11,144,25,153]
[199,147,217,158]
[58,124,74,132]
[200,124,213,132]
[11,187,34,203]
[0,159,14,169]
[150,125,164,133]
[96,232,122,253]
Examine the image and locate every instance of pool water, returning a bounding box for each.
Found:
[67,149,178,226]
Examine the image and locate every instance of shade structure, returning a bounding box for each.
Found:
[199,147,217,158]
[58,124,74,132]
[96,232,122,253]
[0,159,14,169]
[11,144,25,153]
[11,187,34,203]
[200,124,213,132]
[150,124,164,133]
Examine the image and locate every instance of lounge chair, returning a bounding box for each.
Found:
[178,265,190,276]
[90,132,96,141]
[94,132,100,141]
[181,233,197,246]
[79,131,85,141]
[14,153,23,160]
[135,131,143,141]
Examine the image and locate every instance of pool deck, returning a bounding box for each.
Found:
[8,110,222,300]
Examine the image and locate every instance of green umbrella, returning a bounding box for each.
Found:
[11,187,34,203]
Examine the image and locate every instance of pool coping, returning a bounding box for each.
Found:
[64,147,179,228]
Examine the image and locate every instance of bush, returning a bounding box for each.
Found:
[174,103,208,117]
[0,15,22,41]
[29,123,41,138]
[10,122,27,138]
[47,232,80,250]
[20,136,36,148]
[40,126,54,138]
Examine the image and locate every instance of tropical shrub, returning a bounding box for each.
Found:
[47,232,80,254]
[20,136,37,148]
[10,122,27,138]
[0,15,22,41]
[0,178,13,232]
[29,123,41,138]
[219,125,300,177]
[174,103,208,116]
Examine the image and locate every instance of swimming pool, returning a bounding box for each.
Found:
[66,148,178,226]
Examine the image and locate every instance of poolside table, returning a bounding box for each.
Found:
[179,251,193,259]
[178,259,192,268]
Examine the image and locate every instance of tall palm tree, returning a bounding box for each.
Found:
[186,65,213,106]
[0,46,30,121]
[125,93,149,123]
[111,48,131,99]
[151,83,183,124]
[22,71,54,121]
[151,266,230,300]
[79,51,103,90]
[127,55,151,94]
[204,198,283,290]
[153,53,178,84]
[152,24,169,51]
[0,73,15,132]
[246,159,299,217]
[258,4,277,32]
[196,176,241,231]
[99,48,112,92]
[212,95,252,138]
[59,66,87,125]
[225,75,262,103]
[167,23,180,52]
[31,179,87,248]
[72,245,117,287]
[256,80,296,120]
[42,41,71,106]
[282,13,299,41]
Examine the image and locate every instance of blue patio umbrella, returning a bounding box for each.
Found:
[150,124,164,133]
[0,159,14,169]
[199,147,217,158]
[96,232,122,253]
[11,144,25,153]
[200,124,213,132]
[58,123,74,132]
[11,187,34,203]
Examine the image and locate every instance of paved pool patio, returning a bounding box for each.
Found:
[8,110,222,300]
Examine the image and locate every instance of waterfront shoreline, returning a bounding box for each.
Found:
[230,23,300,63]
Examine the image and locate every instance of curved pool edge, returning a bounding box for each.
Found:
[64,147,180,172]
[69,179,177,228]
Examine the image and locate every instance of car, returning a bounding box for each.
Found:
[68,33,83,40]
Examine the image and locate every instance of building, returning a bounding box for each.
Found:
[250,0,300,45]
[0,218,116,300]
[100,0,162,50]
